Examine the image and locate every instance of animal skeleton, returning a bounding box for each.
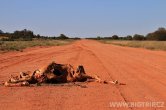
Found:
[4,62,119,87]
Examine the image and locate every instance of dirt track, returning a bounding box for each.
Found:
[0,40,166,110]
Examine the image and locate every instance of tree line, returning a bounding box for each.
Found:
[0,29,74,41]
[1,27,166,41]
[86,27,166,41]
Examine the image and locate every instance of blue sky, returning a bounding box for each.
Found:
[0,0,166,37]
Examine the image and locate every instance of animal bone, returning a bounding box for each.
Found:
[4,81,30,87]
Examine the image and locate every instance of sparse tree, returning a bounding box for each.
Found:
[0,30,4,34]
[58,34,69,39]
[126,35,132,40]
[97,36,101,40]
[12,29,34,40]
[146,27,166,41]
[133,34,145,40]
[112,35,119,40]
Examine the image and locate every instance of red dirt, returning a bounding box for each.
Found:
[0,40,166,110]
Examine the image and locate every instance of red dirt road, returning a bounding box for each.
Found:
[0,40,166,110]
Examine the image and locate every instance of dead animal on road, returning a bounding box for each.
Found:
[4,61,120,87]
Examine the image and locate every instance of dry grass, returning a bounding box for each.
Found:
[0,40,74,52]
[101,40,166,51]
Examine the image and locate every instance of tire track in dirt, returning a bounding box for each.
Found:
[0,46,77,70]
[95,45,166,101]
[0,46,83,75]
[80,40,166,110]
[78,42,133,109]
